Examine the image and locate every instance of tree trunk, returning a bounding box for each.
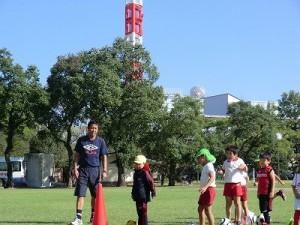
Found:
[116,156,126,187]
[60,126,74,188]
[67,153,73,188]
[4,154,13,188]
[66,126,73,188]
[168,162,176,186]
[160,172,165,186]
[4,129,14,188]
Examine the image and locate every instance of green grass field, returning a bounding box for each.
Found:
[0,181,294,225]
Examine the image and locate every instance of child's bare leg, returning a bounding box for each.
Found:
[225,196,232,220]
[198,205,206,225]
[241,200,249,217]
[233,196,241,223]
[205,205,215,225]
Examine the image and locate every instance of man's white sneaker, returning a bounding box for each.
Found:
[70,217,83,225]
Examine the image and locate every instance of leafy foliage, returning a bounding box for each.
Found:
[278,90,300,154]
[227,101,293,175]
[0,48,48,187]
[202,117,230,166]
[44,44,122,186]
[29,129,68,167]
[1,44,300,188]
[90,39,164,186]
[149,95,206,186]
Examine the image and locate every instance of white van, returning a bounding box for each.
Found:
[0,157,26,186]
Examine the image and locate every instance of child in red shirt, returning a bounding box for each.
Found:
[256,152,275,225]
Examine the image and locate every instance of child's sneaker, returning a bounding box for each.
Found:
[276,189,287,201]
[70,217,83,225]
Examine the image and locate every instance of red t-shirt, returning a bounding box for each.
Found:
[257,165,273,195]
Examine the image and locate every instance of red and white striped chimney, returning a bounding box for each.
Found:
[125,0,143,46]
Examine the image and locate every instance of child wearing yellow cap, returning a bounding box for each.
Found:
[131,155,156,225]
[196,148,216,225]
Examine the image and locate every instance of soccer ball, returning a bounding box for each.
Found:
[126,220,137,225]
[241,210,257,223]
[256,213,265,225]
[249,211,257,223]
[219,217,232,225]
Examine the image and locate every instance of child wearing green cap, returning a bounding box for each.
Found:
[196,148,216,225]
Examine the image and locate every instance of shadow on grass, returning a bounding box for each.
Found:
[0,221,65,224]
[149,223,191,225]
[150,217,198,224]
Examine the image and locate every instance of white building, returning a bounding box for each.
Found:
[164,89,241,117]
[164,88,276,117]
[163,88,184,112]
[247,100,278,109]
[203,93,240,117]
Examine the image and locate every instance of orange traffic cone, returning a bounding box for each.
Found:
[93,183,108,225]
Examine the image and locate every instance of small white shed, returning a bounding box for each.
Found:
[25,153,54,188]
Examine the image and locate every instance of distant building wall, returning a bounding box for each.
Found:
[247,100,278,108]
[163,89,183,112]
[164,89,277,117]
[204,94,240,117]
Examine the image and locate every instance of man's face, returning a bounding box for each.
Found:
[88,124,98,138]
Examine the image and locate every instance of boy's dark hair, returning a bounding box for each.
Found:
[88,120,99,128]
[259,152,272,161]
[225,144,240,155]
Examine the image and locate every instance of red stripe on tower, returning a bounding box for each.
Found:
[125,0,143,81]
[125,0,143,46]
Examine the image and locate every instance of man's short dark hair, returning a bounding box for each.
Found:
[88,120,99,128]
[225,144,240,155]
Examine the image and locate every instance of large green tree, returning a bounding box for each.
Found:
[105,81,164,186]
[45,47,122,187]
[278,90,300,154]
[202,117,230,166]
[89,38,164,186]
[0,48,48,187]
[45,38,163,187]
[227,101,292,175]
[149,95,206,186]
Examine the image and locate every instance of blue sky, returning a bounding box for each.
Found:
[1,0,300,102]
